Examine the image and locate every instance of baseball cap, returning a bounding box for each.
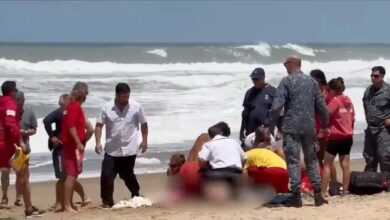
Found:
[250,68,265,79]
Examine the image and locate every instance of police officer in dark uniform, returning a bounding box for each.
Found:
[240,68,277,149]
[363,66,390,172]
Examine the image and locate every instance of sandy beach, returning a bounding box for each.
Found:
[2,159,390,220]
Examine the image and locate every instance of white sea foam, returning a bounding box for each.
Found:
[281,43,316,56]
[237,42,272,56]
[136,157,161,165]
[3,57,389,156]
[29,160,53,169]
[146,49,168,58]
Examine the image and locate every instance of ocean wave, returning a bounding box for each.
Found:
[280,43,317,56]
[146,49,168,58]
[29,160,53,169]
[1,57,387,76]
[237,42,271,56]
[136,157,161,165]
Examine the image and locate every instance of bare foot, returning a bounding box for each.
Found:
[321,192,330,198]
[81,198,92,207]
[64,207,78,213]
[71,205,79,211]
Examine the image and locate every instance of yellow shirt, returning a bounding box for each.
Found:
[245,148,287,169]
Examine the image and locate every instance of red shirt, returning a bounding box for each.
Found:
[327,95,355,140]
[60,100,86,148]
[0,96,20,151]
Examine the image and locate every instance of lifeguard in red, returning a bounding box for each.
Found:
[60,100,85,176]
[0,96,20,168]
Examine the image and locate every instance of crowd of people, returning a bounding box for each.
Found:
[0,55,389,217]
[166,56,389,207]
[0,81,148,217]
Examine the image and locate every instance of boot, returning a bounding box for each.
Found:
[314,188,328,206]
[284,192,303,208]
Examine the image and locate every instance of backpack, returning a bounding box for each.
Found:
[349,171,390,195]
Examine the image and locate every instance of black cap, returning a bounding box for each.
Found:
[250,68,265,79]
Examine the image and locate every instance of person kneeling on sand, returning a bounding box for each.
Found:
[245,127,289,193]
[198,122,246,200]
[166,122,232,201]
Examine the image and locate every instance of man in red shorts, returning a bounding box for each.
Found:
[0,81,20,206]
[0,81,45,217]
[60,82,89,212]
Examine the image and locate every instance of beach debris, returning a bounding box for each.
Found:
[111,196,153,209]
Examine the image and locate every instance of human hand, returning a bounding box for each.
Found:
[20,142,29,154]
[276,131,283,141]
[77,143,85,152]
[139,141,148,153]
[50,136,60,147]
[95,143,103,155]
[319,128,330,138]
[384,119,390,127]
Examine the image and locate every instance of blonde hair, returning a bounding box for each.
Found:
[71,82,88,102]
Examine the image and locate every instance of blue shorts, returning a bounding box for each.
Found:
[52,148,65,179]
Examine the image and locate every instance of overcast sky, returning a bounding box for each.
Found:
[0,1,389,43]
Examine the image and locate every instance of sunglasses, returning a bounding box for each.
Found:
[371,74,381,79]
[252,78,259,81]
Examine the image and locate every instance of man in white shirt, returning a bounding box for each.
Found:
[198,123,246,173]
[95,83,148,208]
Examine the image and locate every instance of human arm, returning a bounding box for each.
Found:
[4,104,21,142]
[198,143,211,170]
[314,80,329,136]
[94,123,103,154]
[139,122,148,153]
[21,110,38,137]
[187,133,210,162]
[83,111,94,145]
[43,109,61,148]
[270,78,288,121]
[94,107,106,154]
[67,104,84,151]
[240,91,250,141]
[362,88,369,118]
[138,105,148,153]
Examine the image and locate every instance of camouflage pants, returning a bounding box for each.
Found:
[283,133,321,193]
[363,128,390,172]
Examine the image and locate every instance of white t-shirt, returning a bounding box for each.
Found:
[198,135,246,170]
[97,100,146,157]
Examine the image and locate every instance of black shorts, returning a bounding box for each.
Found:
[326,138,353,156]
[52,148,65,179]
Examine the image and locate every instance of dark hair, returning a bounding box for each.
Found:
[328,77,345,94]
[115,83,131,95]
[254,126,271,147]
[1,81,17,96]
[60,93,70,99]
[208,125,223,139]
[310,69,327,86]
[170,153,185,165]
[214,121,231,137]
[372,66,386,76]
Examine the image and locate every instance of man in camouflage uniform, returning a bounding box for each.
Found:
[363,66,390,172]
[271,56,329,207]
